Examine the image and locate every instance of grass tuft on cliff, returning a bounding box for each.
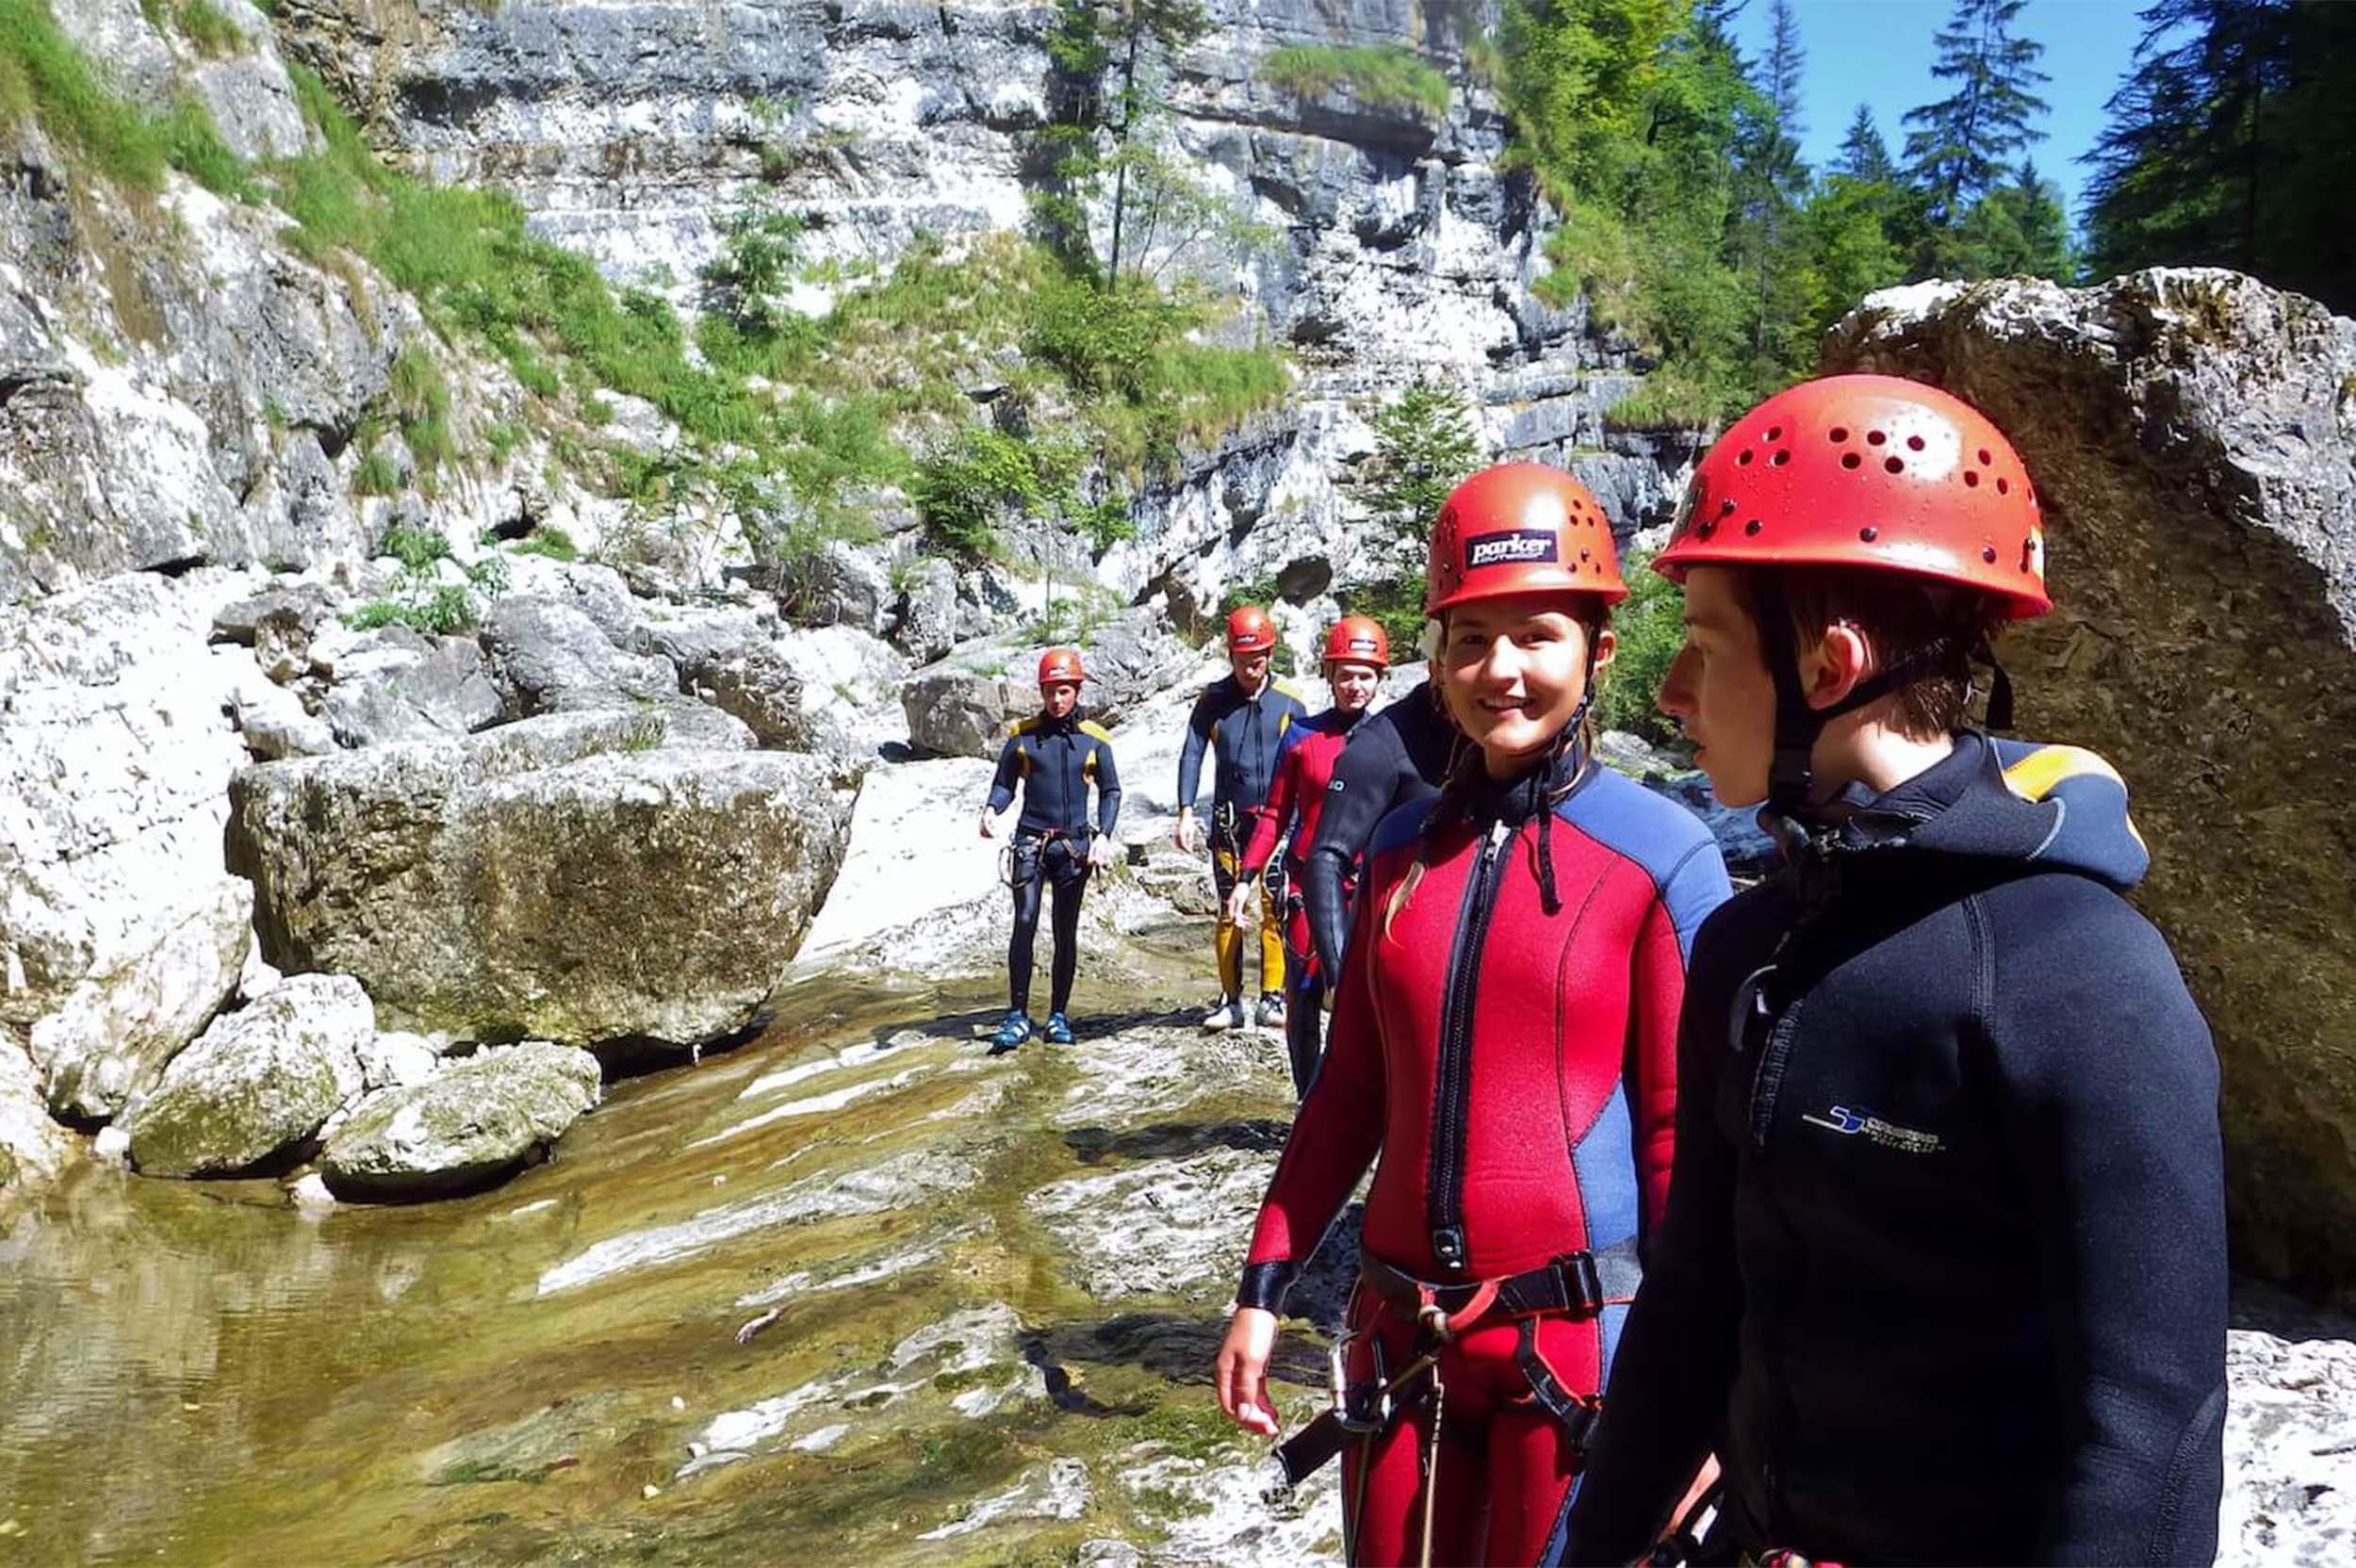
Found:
[1261,43,1452,118]
[0,0,250,199]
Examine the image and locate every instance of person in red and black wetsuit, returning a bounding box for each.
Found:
[1229,614,1392,1096]
[1213,465,1733,1567]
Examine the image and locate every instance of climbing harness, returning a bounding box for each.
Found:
[1269,1240,1643,1566]
[1001,829,1091,890]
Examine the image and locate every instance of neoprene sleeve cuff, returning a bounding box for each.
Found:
[1235,1261,1296,1313]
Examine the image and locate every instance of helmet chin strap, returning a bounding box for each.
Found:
[1752,577,2004,829]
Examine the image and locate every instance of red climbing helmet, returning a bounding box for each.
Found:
[1225,604,1277,654]
[1037,646,1085,686]
[1320,614,1390,668]
[1426,463,1627,615]
[1656,373,2052,619]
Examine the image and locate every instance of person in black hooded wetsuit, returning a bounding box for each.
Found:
[1297,677,1459,985]
[1562,376,2226,1568]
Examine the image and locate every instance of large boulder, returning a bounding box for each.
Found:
[320,1040,602,1200]
[630,605,813,751]
[0,1028,73,1191]
[227,713,859,1049]
[477,596,753,748]
[2,576,256,1123]
[317,629,504,746]
[123,974,372,1179]
[775,624,911,759]
[902,660,1027,759]
[1824,267,2356,1298]
[1059,609,1196,727]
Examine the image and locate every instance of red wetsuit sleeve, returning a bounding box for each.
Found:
[1239,739,1302,876]
[1236,862,1387,1308]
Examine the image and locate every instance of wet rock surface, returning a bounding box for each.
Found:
[122,974,372,1179]
[322,1040,603,1200]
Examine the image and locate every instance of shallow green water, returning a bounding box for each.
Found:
[0,945,1319,1566]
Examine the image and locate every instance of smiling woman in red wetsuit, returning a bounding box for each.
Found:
[1213,464,1733,1567]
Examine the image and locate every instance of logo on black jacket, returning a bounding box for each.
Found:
[1801,1103,1944,1154]
[1465,529,1559,570]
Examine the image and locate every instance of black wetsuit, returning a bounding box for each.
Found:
[987,710,1121,1017]
[1562,734,2227,1566]
[1300,682,1460,979]
[1178,675,1309,1000]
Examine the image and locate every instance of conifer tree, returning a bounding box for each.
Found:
[2082,0,2354,310]
[1731,0,1816,384]
[1832,104,1897,185]
[1902,0,2053,234]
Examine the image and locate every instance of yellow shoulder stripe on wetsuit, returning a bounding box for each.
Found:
[1007,713,1042,739]
[1079,720,1114,743]
[2002,743,2147,853]
[2001,743,2122,802]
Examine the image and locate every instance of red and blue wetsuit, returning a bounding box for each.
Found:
[1237,751,1730,1567]
[1238,706,1366,1093]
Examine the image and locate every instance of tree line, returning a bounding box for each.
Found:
[1501,0,2352,425]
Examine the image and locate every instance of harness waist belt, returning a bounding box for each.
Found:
[1357,1237,1643,1322]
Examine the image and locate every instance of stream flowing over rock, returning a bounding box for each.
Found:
[1824,268,2356,1300]
[227,711,859,1050]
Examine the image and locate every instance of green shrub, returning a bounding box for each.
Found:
[1025,272,1187,400]
[483,419,527,464]
[378,524,447,571]
[1336,572,1431,655]
[1261,43,1452,118]
[389,345,455,475]
[509,525,578,562]
[1219,571,1283,617]
[1593,547,1684,744]
[352,449,401,497]
[914,427,1042,559]
[346,588,474,634]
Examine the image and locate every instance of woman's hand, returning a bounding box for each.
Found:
[978,808,998,840]
[1215,1306,1282,1438]
[1223,882,1252,927]
[1172,808,1197,855]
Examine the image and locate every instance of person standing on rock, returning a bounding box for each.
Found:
[1175,605,1309,1033]
[1227,614,1392,1096]
[979,647,1121,1051]
[1214,464,1732,1566]
[1561,376,2228,1566]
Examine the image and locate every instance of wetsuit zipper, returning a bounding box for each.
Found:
[1426,815,1513,1273]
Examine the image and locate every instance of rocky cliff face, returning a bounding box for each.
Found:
[1824,269,2356,1303]
[274,0,1677,611]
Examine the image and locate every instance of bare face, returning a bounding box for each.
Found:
[1657,566,1778,807]
[1437,594,1615,778]
[1326,660,1381,714]
[1041,680,1080,720]
[1229,648,1271,690]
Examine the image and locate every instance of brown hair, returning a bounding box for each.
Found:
[1733,565,2008,743]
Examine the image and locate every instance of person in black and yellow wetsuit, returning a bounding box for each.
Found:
[979,647,1121,1051]
[1174,604,1309,1033]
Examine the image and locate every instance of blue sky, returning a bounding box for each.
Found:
[1732,0,2151,225]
